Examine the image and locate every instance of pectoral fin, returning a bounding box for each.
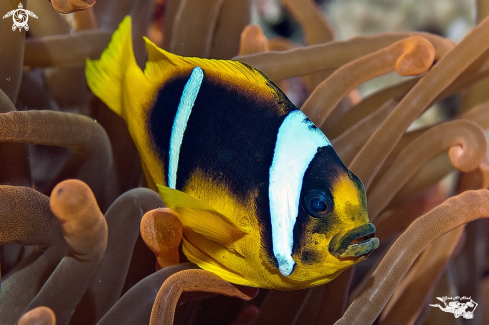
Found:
[157,185,246,246]
[182,238,253,287]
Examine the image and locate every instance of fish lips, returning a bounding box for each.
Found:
[328,223,379,258]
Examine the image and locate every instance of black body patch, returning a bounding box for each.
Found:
[148,68,298,263]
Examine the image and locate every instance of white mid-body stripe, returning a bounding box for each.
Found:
[168,67,204,189]
[269,110,332,276]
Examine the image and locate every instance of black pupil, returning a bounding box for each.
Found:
[311,197,326,212]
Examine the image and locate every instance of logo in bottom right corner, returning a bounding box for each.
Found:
[429,296,478,319]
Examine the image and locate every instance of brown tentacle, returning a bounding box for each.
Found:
[169,0,226,57]
[327,79,417,139]
[333,98,399,165]
[282,0,334,44]
[18,306,56,325]
[209,0,250,59]
[301,36,435,129]
[349,16,489,189]
[70,187,165,324]
[0,186,66,324]
[24,180,108,325]
[368,120,488,220]
[49,0,95,14]
[150,269,258,325]
[248,289,312,325]
[335,190,489,325]
[24,30,112,68]
[238,25,269,56]
[235,32,453,82]
[141,208,183,270]
[0,111,113,203]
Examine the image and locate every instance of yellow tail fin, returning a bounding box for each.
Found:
[85,16,137,117]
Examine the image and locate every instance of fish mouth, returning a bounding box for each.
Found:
[328,223,379,258]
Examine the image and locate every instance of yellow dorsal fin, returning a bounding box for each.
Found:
[157,185,246,246]
[142,36,276,96]
[85,16,137,117]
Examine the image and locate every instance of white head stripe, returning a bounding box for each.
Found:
[269,110,331,276]
[168,67,204,189]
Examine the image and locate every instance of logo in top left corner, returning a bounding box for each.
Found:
[3,3,37,32]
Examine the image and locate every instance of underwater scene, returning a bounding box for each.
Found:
[0,0,488,324]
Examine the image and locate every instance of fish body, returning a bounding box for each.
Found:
[85,16,379,290]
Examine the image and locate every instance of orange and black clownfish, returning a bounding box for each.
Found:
[85,16,379,290]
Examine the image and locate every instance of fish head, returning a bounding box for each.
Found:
[286,145,378,284]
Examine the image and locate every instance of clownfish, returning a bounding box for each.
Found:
[85,16,379,290]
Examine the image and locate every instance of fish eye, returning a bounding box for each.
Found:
[302,189,333,218]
